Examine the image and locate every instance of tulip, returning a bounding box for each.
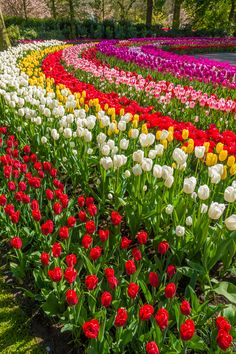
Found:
[183,177,197,194]
[225,214,236,231]
[208,202,225,220]
[176,225,185,237]
[197,185,210,200]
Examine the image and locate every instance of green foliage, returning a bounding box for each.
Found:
[3,16,230,40]
[6,25,20,44]
[0,268,45,353]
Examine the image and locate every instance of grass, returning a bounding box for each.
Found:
[0,267,45,354]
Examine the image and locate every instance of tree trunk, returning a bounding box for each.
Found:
[51,0,57,19]
[102,0,105,21]
[146,0,153,27]
[0,6,11,51]
[172,0,182,30]
[68,0,76,39]
[23,0,28,20]
[228,0,235,22]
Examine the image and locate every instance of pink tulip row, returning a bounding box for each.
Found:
[61,44,236,117]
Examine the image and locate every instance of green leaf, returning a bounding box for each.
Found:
[213,281,236,304]
[139,280,152,303]
[222,304,236,325]
[61,323,74,333]
[42,293,63,316]
[187,335,208,351]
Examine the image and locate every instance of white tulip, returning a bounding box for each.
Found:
[191,192,197,201]
[164,175,174,188]
[107,139,115,149]
[63,128,72,139]
[77,127,84,137]
[84,130,92,142]
[165,204,174,214]
[148,149,157,159]
[87,148,93,155]
[225,214,236,231]
[172,148,187,166]
[133,150,144,164]
[210,171,221,184]
[186,216,193,226]
[100,157,113,170]
[124,170,131,178]
[101,115,110,127]
[130,128,139,139]
[155,144,164,156]
[97,133,107,144]
[132,164,142,176]
[101,144,110,156]
[146,133,155,146]
[141,158,153,172]
[195,146,205,158]
[176,225,185,236]
[162,165,173,180]
[160,130,169,140]
[153,164,162,178]
[183,177,197,194]
[113,154,127,169]
[86,115,96,129]
[224,186,236,203]
[208,202,225,220]
[120,138,129,150]
[35,116,42,125]
[41,136,47,144]
[109,122,117,132]
[201,203,208,214]
[66,114,74,124]
[198,185,210,200]
[118,121,126,131]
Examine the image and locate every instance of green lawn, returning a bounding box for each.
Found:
[0,267,45,354]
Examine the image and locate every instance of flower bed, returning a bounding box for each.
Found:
[0,38,235,353]
[0,128,235,353]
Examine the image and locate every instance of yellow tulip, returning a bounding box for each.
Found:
[132,120,138,128]
[216,142,224,154]
[142,124,148,134]
[156,130,162,140]
[221,166,227,180]
[230,164,236,175]
[203,142,210,152]
[120,108,125,116]
[167,132,173,142]
[227,155,235,167]
[182,129,189,140]
[186,144,194,154]
[219,150,228,162]
[161,139,168,149]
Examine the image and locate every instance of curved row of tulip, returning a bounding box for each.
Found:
[0,128,234,353]
[60,43,236,131]
[97,38,236,90]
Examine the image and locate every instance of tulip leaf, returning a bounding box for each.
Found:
[187,335,208,351]
[42,293,63,316]
[213,281,236,304]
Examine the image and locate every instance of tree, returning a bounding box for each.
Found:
[172,0,183,29]
[146,0,153,26]
[0,5,11,50]
[46,0,57,19]
[116,0,138,20]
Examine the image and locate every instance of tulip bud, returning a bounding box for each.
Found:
[176,226,185,237]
